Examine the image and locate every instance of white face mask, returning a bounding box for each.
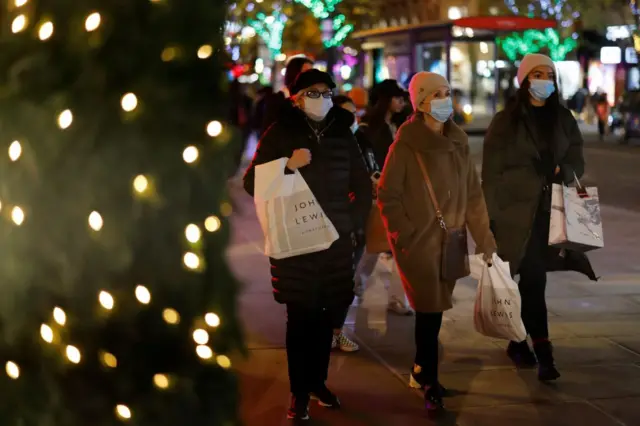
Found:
[303,97,333,121]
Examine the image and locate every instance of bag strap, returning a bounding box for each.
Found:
[414,152,447,231]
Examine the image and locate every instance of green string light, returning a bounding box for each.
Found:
[497,28,577,62]
[248,11,287,56]
[293,0,342,19]
[324,23,353,48]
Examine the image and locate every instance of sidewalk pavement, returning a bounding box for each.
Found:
[227,180,640,426]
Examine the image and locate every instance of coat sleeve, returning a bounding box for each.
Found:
[243,124,285,197]
[481,112,507,221]
[465,148,497,255]
[559,113,585,185]
[348,136,374,231]
[377,143,416,250]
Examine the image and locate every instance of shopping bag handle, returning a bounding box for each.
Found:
[572,171,589,199]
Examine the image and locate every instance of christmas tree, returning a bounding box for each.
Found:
[0,0,242,425]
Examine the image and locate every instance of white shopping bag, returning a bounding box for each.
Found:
[254,158,339,259]
[473,254,527,342]
[549,182,604,251]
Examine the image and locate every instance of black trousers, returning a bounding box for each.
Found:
[517,206,550,341]
[414,311,444,386]
[286,304,336,396]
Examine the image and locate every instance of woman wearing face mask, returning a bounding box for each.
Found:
[244,70,371,423]
[482,54,585,381]
[377,72,496,415]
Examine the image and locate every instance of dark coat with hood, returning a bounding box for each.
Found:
[244,100,372,320]
[482,103,596,278]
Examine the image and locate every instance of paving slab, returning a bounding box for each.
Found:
[592,397,640,426]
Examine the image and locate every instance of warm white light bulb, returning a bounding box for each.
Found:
[121,93,138,112]
[192,329,209,345]
[205,313,221,328]
[162,308,180,324]
[182,146,199,163]
[216,355,232,369]
[101,351,118,368]
[133,174,148,193]
[85,12,101,32]
[115,404,132,420]
[38,21,54,40]
[197,45,213,59]
[183,252,200,270]
[53,307,66,325]
[66,345,81,364]
[11,206,25,225]
[5,361,19,379]
[11,15,27,33]
[88,211,103,231]
[99,290,114,310]
[204,216,221,232]
[135,285,151,304]
[40,324,54,343]
[206,120,222,137]
[14,0,28,7]
[153,373,170,389]
[8,140,21,161]
[185,224,201,243]
[196,345,213,359]
[58,109,73,129]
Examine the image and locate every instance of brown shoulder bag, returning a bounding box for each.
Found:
[414,152,470,282]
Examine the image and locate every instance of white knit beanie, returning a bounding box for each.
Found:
[408,71,450,111]
[517,53,556,86]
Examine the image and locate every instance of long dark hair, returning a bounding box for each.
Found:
[365,96,392,125]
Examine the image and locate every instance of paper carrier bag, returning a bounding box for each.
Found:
[254,158,339,259]
[472,254,527,342]
[548,179,604,251]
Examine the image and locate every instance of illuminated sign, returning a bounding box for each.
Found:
[600,46,621,64]
[606,25,636,41]
[626,47,638,64]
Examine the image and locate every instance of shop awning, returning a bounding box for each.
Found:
[352,16,557,40]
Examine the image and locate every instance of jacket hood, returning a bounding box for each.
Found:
[277,98,355,129]
[396,113,468,153]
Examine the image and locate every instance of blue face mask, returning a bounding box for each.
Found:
[529,79,556,101]
[351,122,359,134]
[428,97,453,123]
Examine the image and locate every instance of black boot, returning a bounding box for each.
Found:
[424,385,445,417]
[507,340,537,368]
[534,341,561,382]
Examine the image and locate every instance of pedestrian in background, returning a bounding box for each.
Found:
[260,56,314,137]
[377,71,496,415]
[243,70,371,422]
[360,79,413,315]
[482,53,585,382]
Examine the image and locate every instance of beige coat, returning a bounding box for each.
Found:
[377,115,496,313]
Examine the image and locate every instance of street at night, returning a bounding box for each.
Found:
[229,129,640,426]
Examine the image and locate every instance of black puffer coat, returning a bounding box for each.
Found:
[244,101,372,317]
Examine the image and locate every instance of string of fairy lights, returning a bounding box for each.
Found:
[3,0,232,422]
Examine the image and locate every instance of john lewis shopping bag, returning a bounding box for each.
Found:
[548,180,604,252]
[472,254,527,342]
[254,158,339,259]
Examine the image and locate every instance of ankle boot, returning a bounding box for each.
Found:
[533,340,560,382]
[506,340,537,368]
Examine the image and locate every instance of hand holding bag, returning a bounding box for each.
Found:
[414,152,470,282]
